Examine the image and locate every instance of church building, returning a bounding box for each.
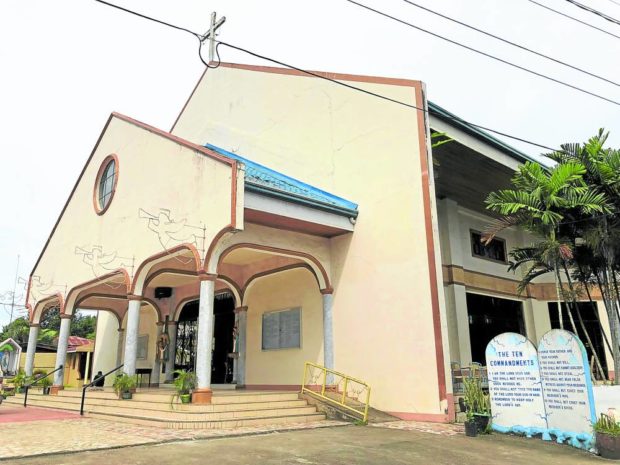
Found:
[23,63,614,422]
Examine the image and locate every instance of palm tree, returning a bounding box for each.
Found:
[544,130,620,382]
[484,160,611,378]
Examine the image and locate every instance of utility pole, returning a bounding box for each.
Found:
[203,11,226,63]
[9,255,20,325]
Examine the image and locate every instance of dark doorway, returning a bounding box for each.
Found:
[212,295,236,384]
[466,293,525,364]
[547,302,608,378]
[175,294,236,383]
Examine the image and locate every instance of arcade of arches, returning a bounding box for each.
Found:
[25,234,335,404]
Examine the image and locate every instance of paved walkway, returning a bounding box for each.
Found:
[0,405,346,460]
[1,421,601,465]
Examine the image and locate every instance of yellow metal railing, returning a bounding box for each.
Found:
[300,362,371,422]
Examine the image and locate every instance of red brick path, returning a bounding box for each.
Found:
[0,406,80,423]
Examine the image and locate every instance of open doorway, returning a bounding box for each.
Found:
[174,294,236,383]
[466,293,525,364]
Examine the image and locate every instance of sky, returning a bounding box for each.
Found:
[0,0,619,327]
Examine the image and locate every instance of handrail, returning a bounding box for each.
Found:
[300,362,371,423]
[80,364,124,416]
[23,365,64,407]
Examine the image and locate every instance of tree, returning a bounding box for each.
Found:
[0,317,30,344]
[485,157,611,379]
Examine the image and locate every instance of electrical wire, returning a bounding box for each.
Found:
[401,0,620,88]
[94,0,221,68]
[345,0,620,108]
[564,0,620,27]
[527,0,620,40]
[92,0,558,151]
[215,41,557,151]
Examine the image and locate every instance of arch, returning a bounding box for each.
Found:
[143,269,197,290]
[218,243,332,291]
[64,269,131,317]
[172,296,199,322]
[216,275,242,307]
[31,293,65,325]
[131,243,202,295]
[140,297,163,323]
[241,264,316,306]
[74,306,122,329]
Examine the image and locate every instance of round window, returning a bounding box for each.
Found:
[94,155,118,214]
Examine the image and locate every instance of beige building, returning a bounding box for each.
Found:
[22,63,613,422]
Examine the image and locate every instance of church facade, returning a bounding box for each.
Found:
[23,63,614,422]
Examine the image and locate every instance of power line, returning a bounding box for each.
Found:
[527,0,620,40]
[345,0,620,108]
[94,0,221,68]
[564,0,620,27]
[216,41,557,151]
[93,0,558,151]
[401,0,620,88]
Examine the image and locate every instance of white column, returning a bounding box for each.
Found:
[84,351,92,383]
[322,290,334,384]
[116,328,125,368]
[151,323,163,386]
[235,306,248,386]
[165,322,178,382]
[24,325,39,376]
[54,316,72,386]
[194,276,215,401]
[123,297,141,376]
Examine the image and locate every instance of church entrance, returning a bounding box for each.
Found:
[175,294,236,384]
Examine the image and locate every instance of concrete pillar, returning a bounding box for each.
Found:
[84,351,91,383]
[234,306,248,386]
[123,296,142,376]
[321,290,334,374]
[116,328,125,368]
[53,316,72,387]
[193,275,216,403]
[164,321,178,383]
[24,325,39,376]
[151,322,164,386]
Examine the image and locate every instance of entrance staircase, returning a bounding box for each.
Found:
[4,388,325,429]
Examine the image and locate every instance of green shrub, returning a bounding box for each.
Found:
[463,376,490,420]
[594,414,620,437]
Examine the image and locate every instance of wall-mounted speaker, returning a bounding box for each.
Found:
[154,287,173,299]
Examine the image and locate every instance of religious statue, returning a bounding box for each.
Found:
[156,332,170,362]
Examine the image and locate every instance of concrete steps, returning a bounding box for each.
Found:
[5,389,325,429]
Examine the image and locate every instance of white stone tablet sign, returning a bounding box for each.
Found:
[486,333,547,436]
[538,329,596,449]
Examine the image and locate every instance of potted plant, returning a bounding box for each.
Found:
[113,373,137,400]
[595,413,620,459]
[40,377,53,395]
[463,376,491,436]
[173,369,196,404]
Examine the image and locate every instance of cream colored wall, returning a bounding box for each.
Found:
[173,65,445,415]
[244,268,323,385]
[29,114,238,316]
[119,307,160,377]
[92,311,119,386]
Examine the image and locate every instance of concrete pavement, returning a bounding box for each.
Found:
[2,422,601,464]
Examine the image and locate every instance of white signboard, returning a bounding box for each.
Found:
[538,329,596,438]
[486,333,547,435]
